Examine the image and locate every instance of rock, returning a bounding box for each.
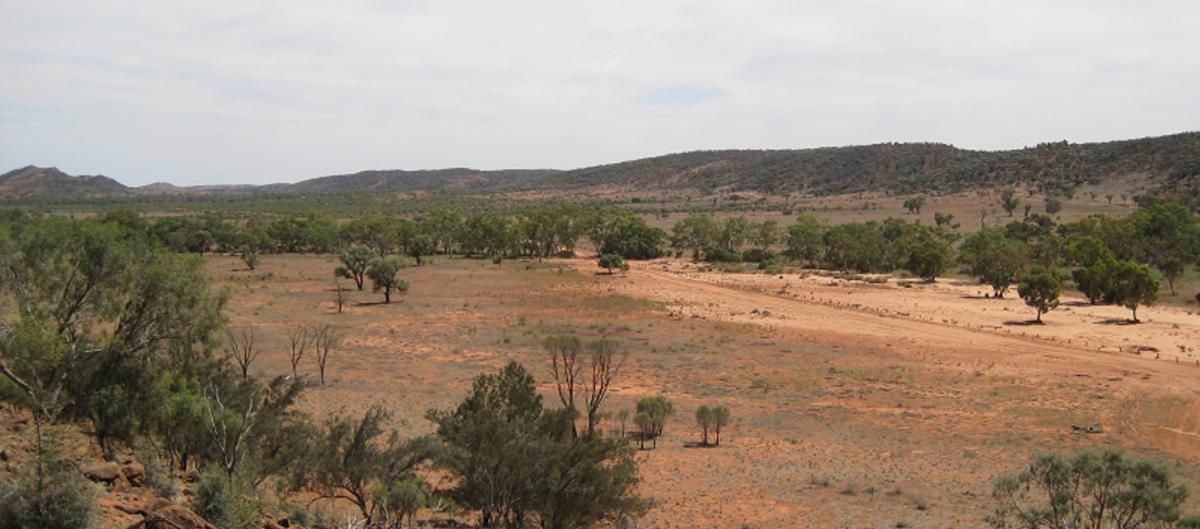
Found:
[115,503,144,515]
[144,498,174,513]
[81,461,123,484]
[122,460,147,487]
[128,504,217,529]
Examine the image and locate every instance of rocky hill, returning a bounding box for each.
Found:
[0,166,128,198]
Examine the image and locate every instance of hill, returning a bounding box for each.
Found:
[530,132,1200,196]
[288,167,562,193]
[3,132,1198,200]
[0,166,128,198]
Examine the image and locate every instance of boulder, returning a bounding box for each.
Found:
[128,504,217,529]
[122,459,147,487]
[81,461,123,484]
[144,497,174,513]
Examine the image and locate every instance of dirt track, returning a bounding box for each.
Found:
[562,258,1200,527]
[596,259,1200,394]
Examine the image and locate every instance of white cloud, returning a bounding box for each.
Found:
[1,0,1197,185]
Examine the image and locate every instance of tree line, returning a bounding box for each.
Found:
[669,197,1198,323]
[85,205,666,262]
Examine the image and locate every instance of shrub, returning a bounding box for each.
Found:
[191,470,262,529]
[598,253,628,274]
[703,246,741,263]
[240,246,260,270]
[741,248,775,263]
[0,455,96,529]
[138,452,179,498]
[989,450,1197,529]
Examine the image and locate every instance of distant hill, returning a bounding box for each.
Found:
[4,132,1198,200]
[0,166,127,198]
[530,132,1200,196]
[289,168,562,193]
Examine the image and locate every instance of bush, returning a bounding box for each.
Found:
[989,450,1195,529]
[138,452,179,498]
[741,248,775,263]
[191,470,262,529]
[0,456,96,529]
[703,246,742,263]
[598,253,628,274]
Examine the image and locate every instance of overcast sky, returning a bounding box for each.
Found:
[2,1,1197,186]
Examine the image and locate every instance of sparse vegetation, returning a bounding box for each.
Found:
[989,450,1200,529]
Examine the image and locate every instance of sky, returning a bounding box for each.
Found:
[1,1,1198,186]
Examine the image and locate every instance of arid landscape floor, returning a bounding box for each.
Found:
[209,254,1200,529]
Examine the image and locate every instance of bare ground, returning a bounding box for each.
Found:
[58,253,1198,529]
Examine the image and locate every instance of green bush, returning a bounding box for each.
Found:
[138,451,179,498]
[0,456,96,529]
[191,470,262,529]
[702,246,742,263]
[741,248,775,263]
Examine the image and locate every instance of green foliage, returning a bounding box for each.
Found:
[1105,260,1160,322]
[1133,201,1200,295]
[632,396,674,450]
[785,214,824,263]
[989,450,1194,529]
[514,204,584,259]
[267,212,337,253]
[1044,195,1063,215]
[1000,189,1020,216]
[0,452,96,529]
[933,212,956,228]
[960,228,1031,298]
[670,214,719,261]
[374,474,429,528]
[192,470,263,529]
[1072,262,1114,305]
[239,246,260,270]
[899,226,951,282]
[902,196,926,214]
[695,404,732,446]
[366,255,411,303]
[427,362,545,527]
[427,362,646,529]
[1018,266,1061,322]
[1065,235,1115,268]
[0,217,226,451]
[335,244,375,290]
[586,210,665,260]
[303,406,435,527]
[598,253,628,274]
